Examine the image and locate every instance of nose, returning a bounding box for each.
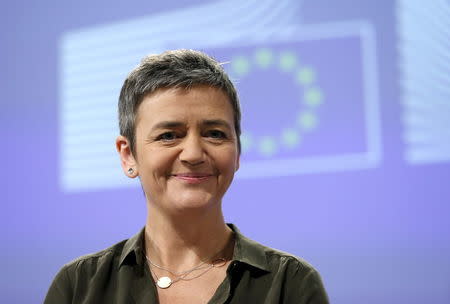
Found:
[179,134,205,166]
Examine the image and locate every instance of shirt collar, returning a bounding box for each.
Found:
[228,224,271,272]
[119,227,146,267]
[118,224,271,273]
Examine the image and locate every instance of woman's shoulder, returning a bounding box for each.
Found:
[229,225,329,303]
[264,242,318,270]
[230,224,320,277]
[250,237,317,272]
[51,230,144,288]
[62,227,145,274]
[62,238,128,272]
[44,228,147,304]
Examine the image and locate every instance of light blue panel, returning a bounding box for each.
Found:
[398,0,450,164]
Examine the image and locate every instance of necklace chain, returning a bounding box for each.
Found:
[146,255,210,276]
[145,235,234,289]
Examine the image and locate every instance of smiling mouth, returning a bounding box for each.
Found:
[171,173,214,184]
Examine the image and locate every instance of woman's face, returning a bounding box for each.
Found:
[132,86,239,213]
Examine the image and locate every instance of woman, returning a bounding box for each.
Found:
[44,50,329,304]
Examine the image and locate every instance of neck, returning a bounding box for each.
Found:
[144,203,233,272]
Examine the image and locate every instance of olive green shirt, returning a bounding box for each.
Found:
[44,225,329,304]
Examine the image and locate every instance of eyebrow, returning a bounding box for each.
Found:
[202,119,233,131]
[149,119,232,133]
[150,121,184,132]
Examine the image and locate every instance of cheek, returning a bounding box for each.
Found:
[217,149,239,176]
[137,149,172,180]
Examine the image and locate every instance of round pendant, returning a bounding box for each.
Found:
[157,276,172,289]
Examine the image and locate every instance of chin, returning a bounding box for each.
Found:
[170,193,218,211]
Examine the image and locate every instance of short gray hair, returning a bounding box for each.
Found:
[118,49,241,156]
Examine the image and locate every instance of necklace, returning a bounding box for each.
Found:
[145,232,235,289]
[145,238,233,289]
[148,258,226,289]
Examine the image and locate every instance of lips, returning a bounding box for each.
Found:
[171,173,214,184]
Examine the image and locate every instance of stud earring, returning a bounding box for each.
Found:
[128,168,134,174]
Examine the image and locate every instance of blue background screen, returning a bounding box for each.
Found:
[2,0,449,303]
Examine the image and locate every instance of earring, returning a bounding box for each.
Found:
[128,168,134,174]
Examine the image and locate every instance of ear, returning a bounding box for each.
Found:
[116,135,138,178]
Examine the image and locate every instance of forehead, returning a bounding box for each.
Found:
[136,86,234,125]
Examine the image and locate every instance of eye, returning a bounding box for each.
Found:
[157,132,178,141]
[206,130,227,139]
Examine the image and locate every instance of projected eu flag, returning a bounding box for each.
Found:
[206,24,381,179]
